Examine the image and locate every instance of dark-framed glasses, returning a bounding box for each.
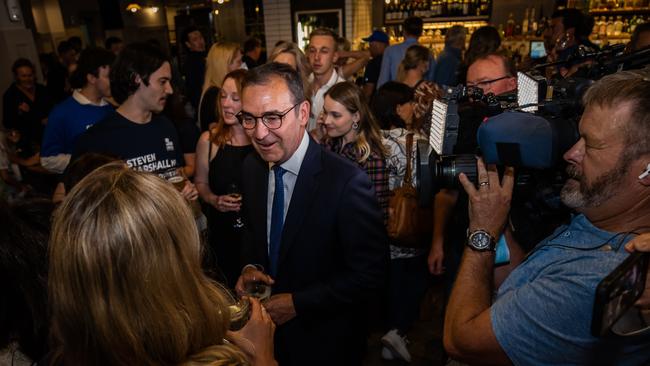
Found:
[466,75,511,89]
[236,101,304,130]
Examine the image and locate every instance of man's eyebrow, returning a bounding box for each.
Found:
[240,109,284,115]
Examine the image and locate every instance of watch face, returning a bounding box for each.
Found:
[470,232,491,250]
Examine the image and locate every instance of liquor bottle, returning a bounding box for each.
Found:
[463,0,469,15]
[530,7,537,35]
[598,16,607,36]
[522,8,529,35]
[629,15,638,33]
[386,3,393,20]
[506,12,515,37]
[613,15,623,36]
[605,16,614,37]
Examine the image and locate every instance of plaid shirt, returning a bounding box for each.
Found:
[325,138,389,224]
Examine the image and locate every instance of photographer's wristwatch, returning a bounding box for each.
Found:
[467,229,497,252]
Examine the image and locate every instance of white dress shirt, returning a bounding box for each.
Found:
[307,69,344,132]
[266,131,310,251]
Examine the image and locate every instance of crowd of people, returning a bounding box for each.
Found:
[2,7,650,366]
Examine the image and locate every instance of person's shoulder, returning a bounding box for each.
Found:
[318,144,363,178]
[85,111,122,132]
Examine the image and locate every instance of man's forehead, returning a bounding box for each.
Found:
[581,102,633,136]
[151,62,171,78]
[242,79,293,111]
[467,58,504,81]
[309,35,335,48]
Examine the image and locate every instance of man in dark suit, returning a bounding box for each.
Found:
[235,62,389,365]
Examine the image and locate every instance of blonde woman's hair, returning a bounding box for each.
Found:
[269,41,312,94]
[48,162,248,366]
[397,44,430,82]
[324,82,387,163]
[210,69,247,147]
[203,42,241,94]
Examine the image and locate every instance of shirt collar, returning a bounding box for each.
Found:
[309,69,342,90]
[542,214,635,251]
[269,131,309,176]
[73,90,109,106]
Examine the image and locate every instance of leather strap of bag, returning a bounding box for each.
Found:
[403,132,414,186]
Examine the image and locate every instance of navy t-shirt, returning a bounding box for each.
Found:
[363,55,383,86]
[72,111,184,176]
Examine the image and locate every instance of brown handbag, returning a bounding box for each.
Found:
[386,133,432,247]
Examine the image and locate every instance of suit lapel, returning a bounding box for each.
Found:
[278,139,322,268]
[250,154,270,263]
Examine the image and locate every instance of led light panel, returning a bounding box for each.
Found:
[430,99,448,156]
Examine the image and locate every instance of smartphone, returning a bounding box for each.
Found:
[591,252,649,337]
[530,41,547,59]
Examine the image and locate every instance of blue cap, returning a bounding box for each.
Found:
[363,30,389,44]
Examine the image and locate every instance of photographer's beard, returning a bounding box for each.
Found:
[561,162,629,209]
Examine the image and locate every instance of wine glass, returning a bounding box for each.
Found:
[227,183,244,229]
[226,291,250,331]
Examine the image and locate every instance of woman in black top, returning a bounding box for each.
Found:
[195,69,252,288]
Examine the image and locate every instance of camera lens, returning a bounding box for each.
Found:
[435,154,477,190]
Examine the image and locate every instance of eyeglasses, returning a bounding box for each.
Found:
[236,101,304,130]
[466,76,511,89]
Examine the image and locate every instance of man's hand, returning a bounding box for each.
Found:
[264,293,296,326]
[428,240,445,275]
[625,233,650,308]
[180,180,198,201]
[459,157,514,239]
[236,267,275,298]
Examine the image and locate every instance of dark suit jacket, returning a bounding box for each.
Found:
[241,137,389,366]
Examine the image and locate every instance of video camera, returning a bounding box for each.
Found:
[417,44,650,206]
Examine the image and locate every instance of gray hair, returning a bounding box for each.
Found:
[582,70,650,158]
[242,62,306,105]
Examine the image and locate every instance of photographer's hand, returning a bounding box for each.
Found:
[459,157,514,239]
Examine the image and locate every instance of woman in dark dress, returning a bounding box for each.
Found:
[195,69,252,288]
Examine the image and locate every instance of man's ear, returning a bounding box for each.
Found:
[299,100,310,128]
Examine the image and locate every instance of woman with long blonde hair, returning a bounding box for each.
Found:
[199,42,243,131]
[320,81,389,222]
[195,69,252,288]
[268,41,312,95]
[48,162,276,366]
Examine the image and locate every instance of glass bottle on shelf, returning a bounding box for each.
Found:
[522,8,530,35]
[605,16,615,37]
[530,7,537,35]
[506,12,515,37]
[598,16,607,36]
[613,16,623,36]
[463,0,470,15]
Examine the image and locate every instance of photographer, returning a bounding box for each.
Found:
[444,70,650,365]
[430,52,518,279]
